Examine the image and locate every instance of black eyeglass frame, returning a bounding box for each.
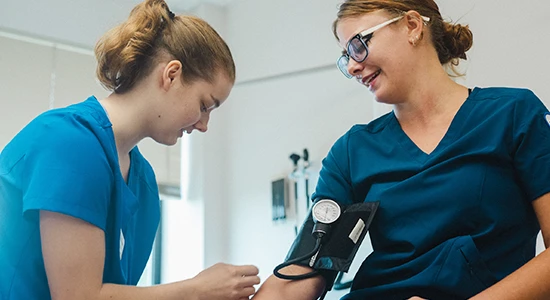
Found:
[336,14,430,79]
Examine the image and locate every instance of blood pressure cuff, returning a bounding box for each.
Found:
[284,200,379,290]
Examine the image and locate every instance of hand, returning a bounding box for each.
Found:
[190,263,260,300]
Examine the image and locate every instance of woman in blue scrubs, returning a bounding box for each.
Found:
[0,0,259,299]
[254,1,550,299]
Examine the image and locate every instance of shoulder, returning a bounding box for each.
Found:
[471,87,548,125]
[3,97,115,175]
[328,112,393,155]
[471,87,544,108]
[336,112,394,140]
[352,111,394,135]
[24,97,109,149]
[39,97,108,132]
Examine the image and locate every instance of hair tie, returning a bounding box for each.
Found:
[167,8,175,20]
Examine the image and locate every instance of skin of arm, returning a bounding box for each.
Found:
[41,211,259,300]
[251,265,326,300]
[468,192,550,300]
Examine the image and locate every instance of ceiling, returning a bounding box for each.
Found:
[0,0,234,49]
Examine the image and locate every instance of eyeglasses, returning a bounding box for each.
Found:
[336,15,430,79]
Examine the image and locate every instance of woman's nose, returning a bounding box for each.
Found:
[195,114,210,133]
[347,58,364,77]
[194,123,207,133]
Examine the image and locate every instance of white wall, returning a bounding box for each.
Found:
[437,1,550,101]
[0,36,53,150]
[212,3,379,298]
[0,0,133,48]
[190,3,232,268]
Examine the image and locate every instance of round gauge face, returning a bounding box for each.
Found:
[312,199,341,224]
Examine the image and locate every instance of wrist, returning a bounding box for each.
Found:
[182,278,201,300]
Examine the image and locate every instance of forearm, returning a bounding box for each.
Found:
[252,265,325,300]
[98,280,197,300]
[470,248,550,300]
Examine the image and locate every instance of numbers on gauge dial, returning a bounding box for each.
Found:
[312,199,341,224]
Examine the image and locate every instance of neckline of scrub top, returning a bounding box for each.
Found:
[83,95,140,188]
[388,87,479,163]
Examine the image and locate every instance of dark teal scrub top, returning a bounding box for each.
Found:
[0,96,160,300]
[313,87,549,299]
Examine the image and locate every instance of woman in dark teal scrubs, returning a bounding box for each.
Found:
[0,0,260,299]
[254,1,550,299]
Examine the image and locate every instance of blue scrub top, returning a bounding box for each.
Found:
[313,87,550,299]
[0,96,160,300]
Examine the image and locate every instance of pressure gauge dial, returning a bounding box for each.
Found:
[312,199,341,224]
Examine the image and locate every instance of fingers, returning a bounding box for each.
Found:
[216,263,261,299]
[239,286,256,298]
[235,266,259,299]
[235,264,259,277]
[235,265,260,289]
[240,274,261,286]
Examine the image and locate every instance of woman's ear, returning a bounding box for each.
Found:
[162,60,183,90]
[404,10,426,46]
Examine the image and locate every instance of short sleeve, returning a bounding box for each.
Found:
[512,89,550,201]
[312,130,355,205]
[21,114,114,231]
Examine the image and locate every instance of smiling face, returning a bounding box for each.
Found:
[151,63,233,146]
[336,10,421,104]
